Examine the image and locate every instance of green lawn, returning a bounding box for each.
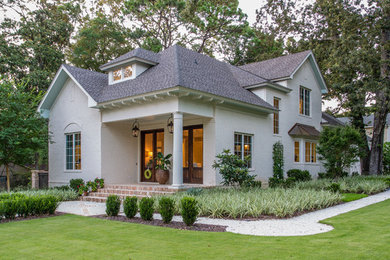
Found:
[1,200,390,259]
[341,193,368,202]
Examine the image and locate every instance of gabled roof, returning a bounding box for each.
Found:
[40,45,276,114]
[239,50,328,94]
[321,112,345,126]
[99,48,160,70]
[288,123,320,139]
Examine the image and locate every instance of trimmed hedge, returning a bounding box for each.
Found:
[158,197,175,223]
[0,195,59,220]
[124,196,138,218]
[287,169,312,182]
[139,197,154,221]
[181,197,198,226]
[106,195,121,217]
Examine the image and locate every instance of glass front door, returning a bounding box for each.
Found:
[183,125,203,184]
[141,129,164,182]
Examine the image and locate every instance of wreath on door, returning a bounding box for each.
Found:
[144,169,152,179]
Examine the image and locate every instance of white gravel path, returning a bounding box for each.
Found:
[57,189,390,237]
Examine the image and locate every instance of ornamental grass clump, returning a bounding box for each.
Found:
[139,197,154,221]
[294,176,388,194]
[164,187,341,218]
[123,196,138,218]
[158,197,175,223]
[106,195,121,217]
[181,197,199,226]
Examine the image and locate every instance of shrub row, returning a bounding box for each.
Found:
[0,195,59,220]
[105,195,199,226]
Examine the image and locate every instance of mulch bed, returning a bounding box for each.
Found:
[0,212,64,224]
[92,215,227,232]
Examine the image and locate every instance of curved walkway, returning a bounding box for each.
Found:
[57,189,390,237]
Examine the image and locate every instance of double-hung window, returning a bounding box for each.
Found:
[305,142,317,163]
[299,87,310,116]
[66,133,81,170]
[234,133,253,168]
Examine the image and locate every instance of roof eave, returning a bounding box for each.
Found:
[244,82,292,93]
[95,86,276,114]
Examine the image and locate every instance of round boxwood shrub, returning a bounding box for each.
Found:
[158,197,175,223]
[123,196,138,218]
[106,195,121,216]
[181,197,198,226]
[287,169,312,182]
[139,197,154,221]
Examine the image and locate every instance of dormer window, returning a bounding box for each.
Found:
[124,65,133,78]
[110,64,134,84]
[113,68,122,81]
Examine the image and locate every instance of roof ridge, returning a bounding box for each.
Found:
[172,45,183,86]
[228,62,273,83]
[63,64,106,76]
[240,50,312,68]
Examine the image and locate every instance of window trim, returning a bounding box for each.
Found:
[299,86,311,117]
[65,132,81,172]
[234,132,253,169]
[109,64,136,84]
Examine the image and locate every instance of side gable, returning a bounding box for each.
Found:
[38,65,99,118]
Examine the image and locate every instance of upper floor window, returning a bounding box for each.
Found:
[66,132,81,170]
[234,133,253,168]
[112,65,133,82]
[273,97,280,134]
[299,87,310,116]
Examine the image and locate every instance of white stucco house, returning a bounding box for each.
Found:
[38,45,329,188]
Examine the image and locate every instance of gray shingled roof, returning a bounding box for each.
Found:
[288,123,320,138]
[63,45,273,110]
[239,50,312,80]
[339,114,390,127]
[100,48,161,70]
[321,112,345,126]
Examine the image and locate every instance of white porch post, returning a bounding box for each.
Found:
[172,112,183,187]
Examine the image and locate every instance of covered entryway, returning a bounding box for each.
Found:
[183,125,203,184]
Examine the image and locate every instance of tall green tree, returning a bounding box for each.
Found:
[0,1,82,93]
[69,13,134,71]
[0,80,48,191]
[121,0,248,56]
[257,0,389,175]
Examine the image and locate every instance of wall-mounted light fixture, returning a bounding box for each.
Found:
[132,120,140,137]
[167,114,174,134]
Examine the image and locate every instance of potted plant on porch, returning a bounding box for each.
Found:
[155,152,172,184]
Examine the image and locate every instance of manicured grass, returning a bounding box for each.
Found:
[1,200,390,259]
[341,193,368,202]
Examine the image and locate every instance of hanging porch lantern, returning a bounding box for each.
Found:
[132,120,140,137]
[167,114,174,134]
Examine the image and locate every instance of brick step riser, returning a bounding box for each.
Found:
[95,189,176,195]
[88,191,174,198]
[102,186,184,192]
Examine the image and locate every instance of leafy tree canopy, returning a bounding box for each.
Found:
[0,80,48,191]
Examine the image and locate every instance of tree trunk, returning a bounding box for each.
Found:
[369,7,390,175]
[6,164,10,192]
[351,113,370,174]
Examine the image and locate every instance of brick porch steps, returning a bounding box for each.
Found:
[81,184,190,203]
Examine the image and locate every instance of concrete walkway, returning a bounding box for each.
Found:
[56,189,390,237]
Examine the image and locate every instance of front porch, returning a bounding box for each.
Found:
[100,109,216,188]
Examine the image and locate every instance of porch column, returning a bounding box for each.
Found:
[172,112,183,187]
